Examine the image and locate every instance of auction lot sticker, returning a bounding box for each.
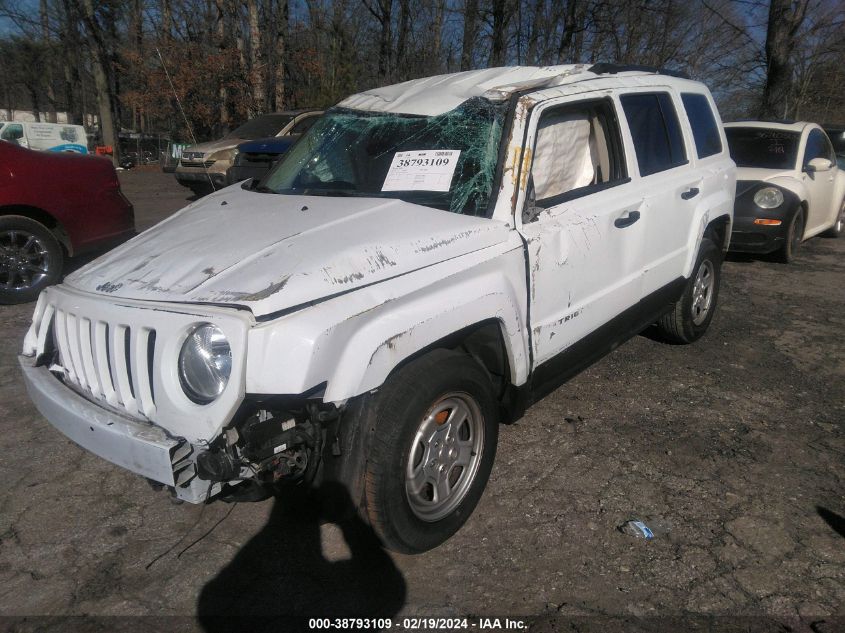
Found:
[382,150,461,192]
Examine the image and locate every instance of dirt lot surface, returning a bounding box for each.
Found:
[0,171,843,632]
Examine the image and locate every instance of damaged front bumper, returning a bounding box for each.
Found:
[19,356,216,503]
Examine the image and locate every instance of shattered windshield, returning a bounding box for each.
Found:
[260,98,507,216]
[725,128,800,170]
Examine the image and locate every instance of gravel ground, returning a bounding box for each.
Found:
[0,171,843,632]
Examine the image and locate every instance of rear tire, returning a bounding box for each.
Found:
[0,215,63,305]
[362,349,499,553]
[655,237,721,344]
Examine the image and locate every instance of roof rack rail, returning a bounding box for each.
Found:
[589,63,690,80]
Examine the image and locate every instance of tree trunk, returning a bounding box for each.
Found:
[60,0,83,125]
[40,0,58,122]
[460,0,479,71]
[247,0,265,114]
[395,0,410,79]
[215,0,230,132]
[79,0,120,163]
[489,0,513,67]
[431,0,445,72]
[377,0,393,81]
[556,0,578,63]
[274,0,288,110]
[761,0,810,119]
[161,0,172,39]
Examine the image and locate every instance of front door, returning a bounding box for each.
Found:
[802,128,837,234]
[518,95,645,370]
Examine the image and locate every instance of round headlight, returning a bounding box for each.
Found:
[179,324,232,404]
[753,187,784,209]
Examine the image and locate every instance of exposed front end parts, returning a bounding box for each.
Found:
[195,402,337,496]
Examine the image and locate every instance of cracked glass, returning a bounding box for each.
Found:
[260,98,507,217]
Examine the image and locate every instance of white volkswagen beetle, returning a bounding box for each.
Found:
[724,121,845,262]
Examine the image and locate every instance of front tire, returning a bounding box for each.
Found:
[0,215,63,305]
[363,349,499,553]
[655,237,721,344]
[776,208,805,263]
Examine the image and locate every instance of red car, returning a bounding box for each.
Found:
[0,142,135,304]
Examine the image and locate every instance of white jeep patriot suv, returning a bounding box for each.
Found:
[20,64,735,553]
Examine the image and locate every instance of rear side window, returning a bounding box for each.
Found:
[620,93,687,176]
[681,93,722,158]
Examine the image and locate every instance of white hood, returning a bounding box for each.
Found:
[64,186,511,317]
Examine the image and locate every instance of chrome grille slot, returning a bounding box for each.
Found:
[78,318,101,398]
[49,306,157,419]
[35,303,54,356]
[65,313,88,390]
[110,324,137,414]
[130,327,156,418]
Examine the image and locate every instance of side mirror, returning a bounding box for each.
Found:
[805,157,833,172]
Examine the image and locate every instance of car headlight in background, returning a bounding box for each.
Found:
[753,186,784,209]
[179,324,232,404]
[208,147,238,163]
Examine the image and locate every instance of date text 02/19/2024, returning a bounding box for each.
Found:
[308,618,527,630]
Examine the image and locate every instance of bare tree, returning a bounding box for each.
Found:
[761,0,810,118]
[460,0,479,70]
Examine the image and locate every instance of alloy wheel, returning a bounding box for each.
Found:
[405,392,485,522]
[0,229,52,292]
[691,259,715,326]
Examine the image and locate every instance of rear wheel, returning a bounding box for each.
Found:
[655,237,721,344]
[0,215,63,305]
[776,209,805,263]
[362,349,499,553]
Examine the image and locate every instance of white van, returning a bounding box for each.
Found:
[0,121,88,153]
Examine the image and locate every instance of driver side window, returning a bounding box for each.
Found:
[528,99,627,213]
[803,129,835,169]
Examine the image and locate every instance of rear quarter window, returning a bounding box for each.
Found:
[620,93,687,177]
[681,93,722,159]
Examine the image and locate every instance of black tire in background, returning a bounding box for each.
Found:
[655,237,721,344]
[0,215,63,305]
[776,208,805,263]
[362,348,499,553]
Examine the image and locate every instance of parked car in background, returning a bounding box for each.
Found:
[0,142,134,304]
[20,64,735,553]
[225,134,301,185]
[724,121,845,262]
[175,110,322,194]
[0,121,88,153]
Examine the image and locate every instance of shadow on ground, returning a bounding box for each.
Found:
[197,482,406,632]
[817,506,845,539]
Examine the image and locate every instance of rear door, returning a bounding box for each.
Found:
[618,90,699,298]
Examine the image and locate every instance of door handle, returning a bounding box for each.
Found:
[681,187,700,200]
[614,210,640,228]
